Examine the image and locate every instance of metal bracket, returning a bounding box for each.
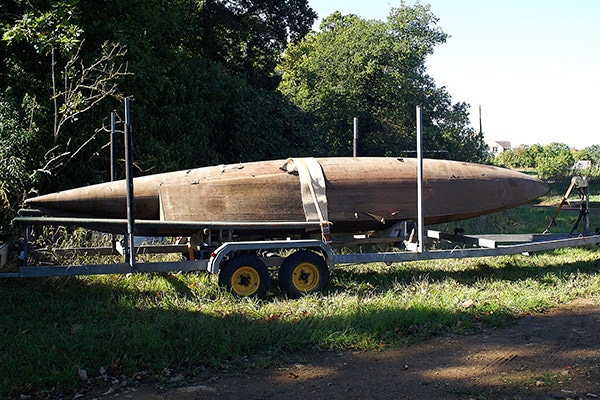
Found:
[545,176,591,235]
[427,230,497,248]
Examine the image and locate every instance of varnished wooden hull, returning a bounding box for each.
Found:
[24,157,548,235]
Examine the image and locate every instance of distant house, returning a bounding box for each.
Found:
[486,140,511,157]
[572,160,592,170]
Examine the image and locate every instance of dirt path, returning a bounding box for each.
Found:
[104,296,600,400]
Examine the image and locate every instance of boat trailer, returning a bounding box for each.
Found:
[2,106,599,297]
[4,195,599,298]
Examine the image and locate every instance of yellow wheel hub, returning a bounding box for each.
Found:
[230,266,261,296]
[291,262,320,292]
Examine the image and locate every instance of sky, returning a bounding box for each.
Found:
[308,0,600,150]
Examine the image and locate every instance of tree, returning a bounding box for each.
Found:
[0,98,38,231]
[574,145,600,166]
[72,0,319,172]
[534,143,574,180]
[2,1,127,197]
[586,145,600,165]
[1,0,320,230]
[495,143,576,180]
[195,0,317,90]
[277,5,486,160]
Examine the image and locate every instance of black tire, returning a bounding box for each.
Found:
[278,250,329,298]
[218,255,270,298]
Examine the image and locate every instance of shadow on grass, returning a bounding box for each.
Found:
[206,301,600,399]
[1,248,599,397]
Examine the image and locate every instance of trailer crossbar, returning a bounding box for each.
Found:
[5,260,208,278]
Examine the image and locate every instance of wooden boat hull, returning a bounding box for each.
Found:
[24,157,548,236]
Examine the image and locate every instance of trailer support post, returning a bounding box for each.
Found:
[110,112,119,253]
[124,98,135,267]
[353,117,358,157]
[416,106,425,253]
[110,112,117,182]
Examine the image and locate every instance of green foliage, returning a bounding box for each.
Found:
[589,145,600,164]
[1,0,319,221]
[129,56,320,172]
[574,144,600,165]
[494,146,530,169]
[194,0,317,90]
[2,1,83,54]
[493,142,577,180]
[1,0,132,196]
[535,142,575,180]
[277,5,486,160]
[0,94,40,230]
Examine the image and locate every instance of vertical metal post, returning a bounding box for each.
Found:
[584,198,590,235]
[416,106,424,253]
[353,117,358,157]
[124,98,136,267]
[19,225,31,267]
[110,112,118,252]
[110,112,117,182]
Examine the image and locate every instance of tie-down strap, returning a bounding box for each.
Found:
[281,158,331,242]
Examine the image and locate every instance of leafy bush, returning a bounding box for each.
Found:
[0,96,40,231]
[535,143,574,180]
[493,142,589,180]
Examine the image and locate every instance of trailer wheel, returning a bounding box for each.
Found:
[219,255,270,298]
[278,250,329,298]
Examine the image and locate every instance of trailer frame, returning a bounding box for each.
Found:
[5,217,600,271]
